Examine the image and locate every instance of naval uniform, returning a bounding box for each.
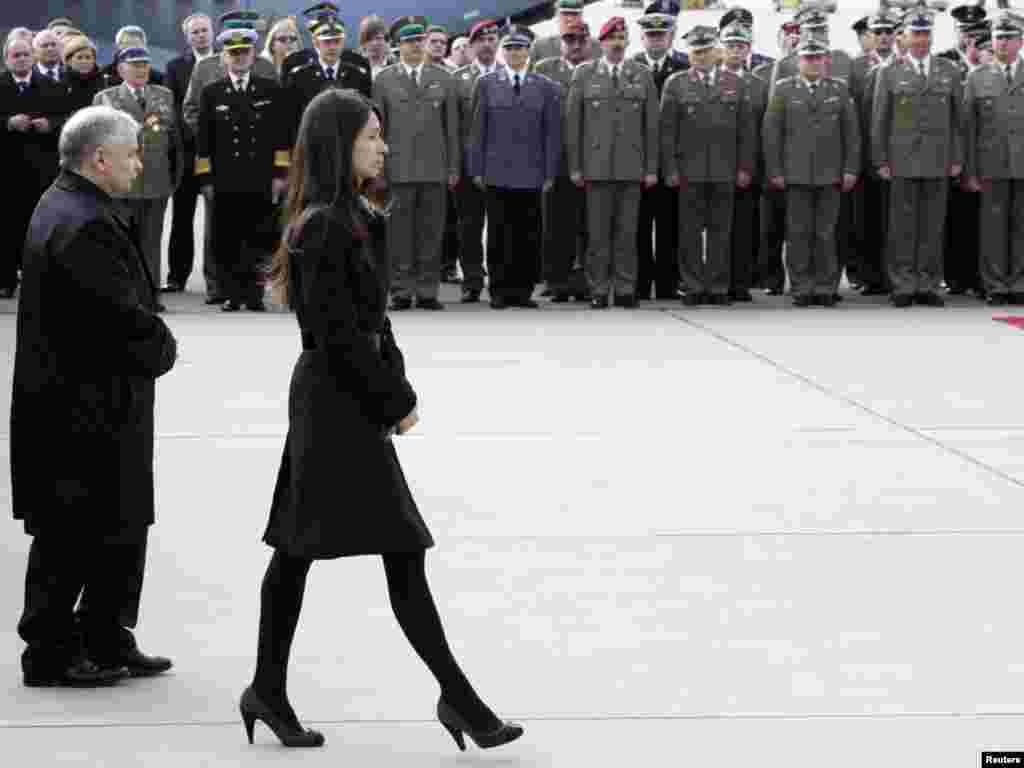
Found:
[285,52,373,146]
[195,72,290,306]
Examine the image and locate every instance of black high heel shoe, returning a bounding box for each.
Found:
[436,696,524,751]
[239,686,325,748]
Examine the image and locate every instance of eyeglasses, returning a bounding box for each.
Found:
[782,24,801,34]
[275,35,299,43]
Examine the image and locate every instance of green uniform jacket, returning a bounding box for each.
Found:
[963,62,1024,179]
[534,57,579,177]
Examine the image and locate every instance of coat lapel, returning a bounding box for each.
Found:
[118,83,144,120]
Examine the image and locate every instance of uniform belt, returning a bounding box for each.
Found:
[301,331,381,352]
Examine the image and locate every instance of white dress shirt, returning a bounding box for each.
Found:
[230,72,250,92]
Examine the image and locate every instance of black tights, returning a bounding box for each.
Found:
[252,549,500,732]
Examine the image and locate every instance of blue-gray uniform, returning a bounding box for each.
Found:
[469,50,561,306]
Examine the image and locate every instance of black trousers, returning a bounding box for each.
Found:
[835,187,857,289]
[731,183,761,295]
[485,186,542,302]
[944,182,981,292]
[167,154,200,287]
[758,187,787,292]
[456,177,487,292]
[542,175,587,295]
[859,176,890,290]
[214,191,268,304]
[635,180,680,299]
[441,188,460,275]
[18,527,148,671]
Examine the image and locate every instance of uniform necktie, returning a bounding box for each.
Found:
[1007,65,1014,87]
[917,59,926,79]
[135,89,146,111]
[325,66,334,81]
[611,65,619,89]
[513,73,521,95]
[48,66,58,81]
[809,80,817,96]
[412,68,419,87]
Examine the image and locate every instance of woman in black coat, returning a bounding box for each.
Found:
[239,89,524,752]
[61,36,107,115]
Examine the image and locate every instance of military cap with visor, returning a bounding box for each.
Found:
[390,15,429,43]
[683,25,719,50]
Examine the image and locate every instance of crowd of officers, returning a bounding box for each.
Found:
[2,0,1023,312]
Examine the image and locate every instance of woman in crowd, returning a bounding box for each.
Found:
[261,17,302,79]
[61,34,105,114]
[238,88,523,753]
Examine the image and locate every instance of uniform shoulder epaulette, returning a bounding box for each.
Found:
[424,62,453,77]
[777,75,799,87]
[291,61,316,76]
[533,56,559,71]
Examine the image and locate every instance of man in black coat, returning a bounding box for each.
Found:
[11,105,178,687]
[0,36,70,298]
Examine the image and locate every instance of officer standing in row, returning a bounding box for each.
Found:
[963,12,1024,305]
[764,30,859,307]
[453,19,501,304]
[633,3,686,302]
[374,15,460,311]
[567,17,658,309]
[470,25,560,309]
[195,27,290,312]
[535,19,594,303]
[286,7,372,146]
[661,25,754,307]
[873,6,962,308]
[532,0,602,63]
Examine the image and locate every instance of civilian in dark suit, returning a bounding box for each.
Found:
[0,38,69,297]
[12,105,177,687]
[244,89,522,752]
[163,13,214,292]
[470,26,561,308]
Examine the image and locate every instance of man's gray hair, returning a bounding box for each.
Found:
[59,106,139,170]
[115,25,147,47]
[182,13,211,35]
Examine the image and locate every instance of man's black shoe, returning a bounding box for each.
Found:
[987,293,1009,307]
[915,292,945,307]
[221,300,241,312]
[614,294,637,308]
[709,293,732,306]
[390,297,413,311]
[680,293,701,307]
[891,295,913,308]
[590,296,609,309]
[490,296,508,309]
[96,647,173,678]
[204,295,226,305]
[460,288,481,303]
[730,290,754,302]
[416,297,445,310]
[160,281,184,293]
[247,300,266,312]
[818,295,837,308]
[24,658,124,688]
[539,286,553,297]
[764,286,784,296]
[155,302,167,313]
[441,268,461,284]
[517,298,540,309]
[1010,293,1024,306]
[0,285,16,299]
[573,292,590,302]
[860,284,888,296]
[550,292,570,303]
[792,296,813,307]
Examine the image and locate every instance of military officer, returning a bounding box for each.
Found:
[963,13,1024,305]
[768,4,853,92]
[939,4,988,78]
[286,11,372,147]
[872,7,962,307]
[853,16,873,56]
[94,47,184,306]
[195,27,290,312]
[279,3,336,89]
[373,15,460,311]
[567,16,659,309]
[660,25,754,307]
[764,31,859,307]
[469,25,560,309]
[720,22,769,302]
[718,6,775,72]
[532,0,602,63]
[453,19,501,303]
[535,20,593,303]
[632,6,685,301]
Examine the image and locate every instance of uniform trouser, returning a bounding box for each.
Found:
[124,197,170,287]
[887,178,948,297]
[945,182,981,291]
[859,176,890,289]
[442,188,460,275]
[18,527,148,671]
[389,183,447,301]
[758,187,787,292]
[542,175,587,295]
[847,179,867,284]
[485,186,542,301]
[455,178,487,292]
[835,185,858,288]
[586,182,642,298]
[785,184,842,298]
[731,183,761,295]
[200,193,219,298]
[168,157,199,287]
[636,180,680,299]
[678,181,734,297]
[213,192,267,304]
[979,179,1024,295]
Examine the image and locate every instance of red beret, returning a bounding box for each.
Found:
[468,18,500,43]
[599,17,627,41]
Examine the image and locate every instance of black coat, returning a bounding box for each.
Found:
[10,171,178,535]
[0,71,70,191]
[165,52,197,146]
[264,204,433,559]
[285,52,373,146]
[61,67,105,115]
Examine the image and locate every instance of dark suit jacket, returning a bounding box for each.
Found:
[166,52,197,145]
[0,71,70,189]
[10,171,177,534]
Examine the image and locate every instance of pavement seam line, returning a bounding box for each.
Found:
[662,309,1024,492]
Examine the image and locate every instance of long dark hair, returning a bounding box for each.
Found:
[270,88,385,306]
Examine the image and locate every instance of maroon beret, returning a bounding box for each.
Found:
[599,17,627,41]
[468,18,500,43]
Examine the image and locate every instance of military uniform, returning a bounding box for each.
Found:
[964,57,1024,302]
[764,73,860,303]
[567,56,659,304]
[872,48,963,304]
[660,64,754,303]
[730,69,768,300]
[94,73,185,288]
[373,61,460,306]
[195,71,290,308]
[532,34,602,64]
[285,52,372,144]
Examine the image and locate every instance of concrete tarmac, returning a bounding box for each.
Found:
[1,269,1023,765]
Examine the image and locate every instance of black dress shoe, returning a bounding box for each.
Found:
[205,295,226,305]
[915,292,945,307]
[792,296,813,307]
[517,298,539,309]
[613,295,637,308]
[730,290,754,302]
[655,291,677,300]
[221,300,242,312]
[550,292,570,303]
[24,658,124,688]
[441,269,462,284]
[539,286,553,297]
[0,285,16,299]
[680,293,701,307]
[489,297,508,309]
[96,646,173,677]
[573,292,590,302]
[155,302,167,313]
[1007,292,1024,305]
[860,284,888,296]
[891,295,913,308]
[764,286,784,296]
[390,297,413,311]
[818,295,837,308]
[590,296,609,309]
[160,281,184,293]
[416,297,446,310]
[709,293,732,306]
[987,293,1009,306]
[461,288,481,303]
[246,301,266,312]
